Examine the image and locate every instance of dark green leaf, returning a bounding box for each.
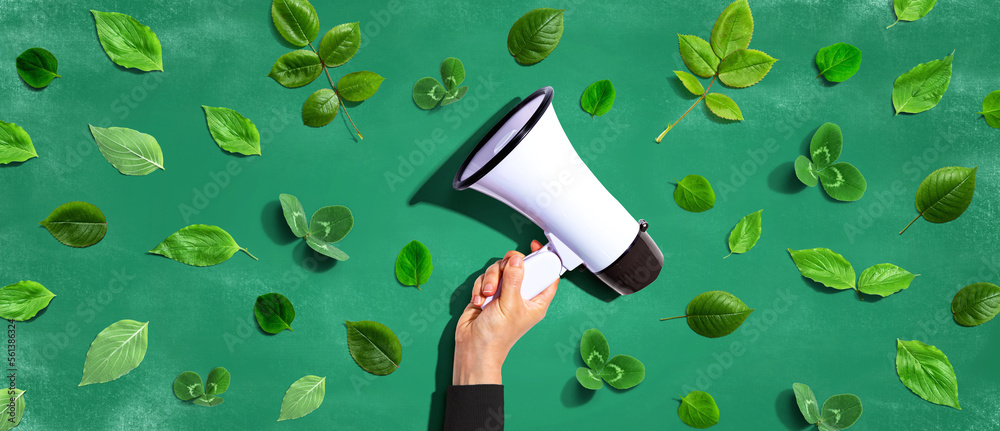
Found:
[308,205,353,243]
[0,121,37,165]
[40,201,107,248]
[337,71,384,102]
[413,77,446,109]
[346,320,402,376]
[90,10,163,71]
[809,123,843,170]
[149,224,256,266]
[16,48,61,88]
[89,125,164,176]
[192,394,224,407]
[318,22,360,67]
[0,280,56,321]
[951,282,1000,327]
[255,293,295,334]
[889,0,938,28]
[173,371,204,401]
[302,89,340,127]
[581,80,616,118]
[794,156,819,187]
[306,236,349,260]
[787,248,856,291]
[440,57,466,91]
[892,52,953,115]
[727,210,762,256]
[576,367,603,390]
[705,93,743,121]
[857,263,916,297]
[279,375,325,421]
[815,43,862,82]
[820,394,863,429]
[717,49,776,88]
[674,70,705,96]
[678,34,719,78]
[395,240,433,288]
[673,175,715,213]
[710,0,753,60]
[440,86,469,106]
[279,193,309,238]
[792,383,821,424]
[678,391,720,428]
[267,50,323,88]
[507,8,565,65]
[203,106,261,156]
[681,290,753,338]
[903,166,977,234]
[205,367,230,396]
[980,90,1000,128]
[580,328,610,371]
[79,319,148,386]
[819,162,867,202]
[270,0,319,47]
[895,339,960,409]
[599,355,644,389]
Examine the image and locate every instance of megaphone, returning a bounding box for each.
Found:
[453,87,664,305]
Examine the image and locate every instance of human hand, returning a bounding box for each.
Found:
[452,240,560,385]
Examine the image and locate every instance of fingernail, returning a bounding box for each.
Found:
[484,283,494,295]
[473,296,483,306]
[511,255,523,267]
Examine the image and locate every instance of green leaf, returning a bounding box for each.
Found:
[727,209,762,256]
[337,71,384,102]
[270,0,319,47]
[16,48,60,88]
[809,123,843,170]
[267,50,323,88]
[792,383,821,424]
[173,371,204,401]
[600,355,644,390]
[892,53,953,115]
[815,43,862,83]
[278,375,326,421]
[676,290,753,338]
[440,86,469,107]
[279,193,309,238]
[40,201,107,248]
[202,106,261,156]
[254,293,296,334]
[857,263,916,297]
[678,390,720,429]
[902,166,977,233]
[581,80,616,118]
[318,22,360,67]
[345,320,402,376]
[0,280,55,321]
[674,71,705,96]
[673,175,715,213]
[951,282,1000,327]
[149,224,256,267]
[395,240,433,288]
[440,57,466,91]
[507,8,565,65]
[820,394,863,430]
[889,0,938,28]
[717,49,776,88]
[787,248,856,291]
[302,89,340,128]
[895,339,960,409]
[980,90,1000,128]
[205,367,231,396]
[79,319,148,386]
[413,78,447,109]
[193,394,224,407]
[710,0,754,60]
[89,125,164,176]
[580,328,610,371]
[794,156,819,187]
[678,34,720,78]
[0,389,26,431]
[306,237,349,261]
[819,162,867,202]
[576,367,603,390]
[308,205,353,243]
[705,93,743,121]
[0,121,37,165]
[90,10,162,72]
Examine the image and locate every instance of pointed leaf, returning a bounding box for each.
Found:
[270,0,319,47]
[599,355,644,390]
[914,166,976,225]
[727,209,762,255]
[337,71,384,102]
[718,49,776,88]
[203,106,261,156]
[951,282,1000,327]
[682,291,753,338]
[674,70,705,96]
[79,319,148,386]
[279,194,309,238]
[857,263,916,297]
[16,48,60,88]
[575,367,603,390]
[318,22,360,67]
[581,80,616,118]
[896,339,960,409]
[149,224,254,267]
[440,86,469,107]
[820,394,863,430]
[816,43,862,83]
[173,371,204,401]
[678,34,719,78]
[0,389,26,430]
[809,123,843,170]
[302,89,340,128]
[279,375,325,421]
[267,50,323,88]
[710,0,754,60]
[0,121,37,165]
[346,320,402,376]
[794,156,819,187]
[0,280,56,321]
[579,328,610,371]
[792,383,821,424]
[507,8,565,65]
[413,77,447,109]
[440,57,466,91]
[395,240,433,288]
[306,237,349,261]
[788,248,856,291]
[980,90,1000,128]
[193,394,224,407]
[206,367,231,396]
[678,390,720,429]
[254,293,295,334]
[705,93,743,121]
[91,10,162,71]
[892,53,953,115]
[40,201,107,248]
[820,162,867,202]
[89,125,164,176]
[308,205,353,243]
[892,0,939,25]
[673,174,715,213]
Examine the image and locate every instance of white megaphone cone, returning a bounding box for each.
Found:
[454,87,663,306]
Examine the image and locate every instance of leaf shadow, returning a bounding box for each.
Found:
[799,276,843,296]
[768,161,807,194]
[701,103,741,125]
[19,78,47,92]
[0,159,32,169]
[776,388,811,430]
[668,76,701,100]
[294,240,337,273]
[813,60,839,88]
[260,200,299,245]
[560,376,596,407]
[22,303,51,322]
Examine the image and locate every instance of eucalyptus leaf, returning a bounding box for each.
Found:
[678,34,719,78]
[278,375,326,421]
[440,86,469,107]
[79,319,148,386]
[346,320,402,376]
[0,389,25,431]
[279,193,309,238]
[173,371,204,401]
[857,263,916,297]
[581,80,616,118]
[820,394,863,430]
[792,383,821,424]
[717,49,776,88]
[16,48,61,88]
[193,394,224,407]
[809,123,843,170]
[0,121,37,165]
[901,166,976,234]
[787,248,856,291]
[254,293,295,334]
[0,280,56,321]
[674,175,715,213]
[302,89,340,127]
[206,367,231,396]
[710,0,753,60]
[951,282,1000,327]
[888,0,938,28]
[306,236,349,260]
[576,367,603,390]
[89,125,164,176]
[270,0,319,47]
[705,93,743,121]
[440,57,466,91]
[308,205,353,243]
[599,355,645,390]
[892,53,953,115]
[980,90,1000,128]
[580,328,610,371]
[40,201,107,248]
[267,50,323,88]
[318,22,360,67]
[337,71,384,102]
[665,290,753,338]
[794,156,819,187]
[819,162,867,202]
[674,71,705,96]
[149,224,257,266]
[678,390,720,429]
[203,106,261,156]
[91,10,163,71]
[413,77,447,109]
[895,339,960,409]
[727,209,762,257]
[815,43,862,83]
[507,8,565,65]
[395,240,433,289]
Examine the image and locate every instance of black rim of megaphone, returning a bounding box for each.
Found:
[453,86,555,190]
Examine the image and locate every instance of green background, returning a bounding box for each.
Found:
[2,0,998,429]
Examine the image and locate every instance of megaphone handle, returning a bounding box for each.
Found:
[481,244,565,307]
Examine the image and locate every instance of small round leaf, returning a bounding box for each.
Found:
[951,282,1000,327]
[673,175,715,213]
[413,77,447,110]
[206,367,231,396]
[395,240,433,288]
[599,355,644,390]
[794,156,819,187]
[816,43,862,83]
[678,390,720,428]
[579,328,610,371]
[308,205,354,243]
[819,162,867,202]
[173,371,204,401]
[581,80,616,118]
[302,89,340,128]
[16,48,60,89]
[346,320,402,376]
[254,293,295,334]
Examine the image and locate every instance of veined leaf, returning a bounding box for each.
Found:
[678,391,720,429]
[318,22,360,67]
[951,282,1000,327]
[193,394,224,407]
[794,156,819,187]
[149,224,256,266]
[40,201,107,248]
[980,90,1000,128]
[440,86,469,106]
[413,77,447,110]
[270,0,319,47]
[576,367,603,390]
[346,320,402,376]
[895,339,960,409]
[599,355,644,390]
[901,166,976,234]
[727,209,762,256]
[717,49,776,88]
[279,193,309,238]
[0,280,56,321]
[205,367,231,396]
[819,162,867,202]
[0,121,37,165]
[0,388,25,431]
[16,48,61,88]
[792,383,821,424]
[668,290,754,338]
[810,123,843,170]
[507,8,565,65]
[815,43,862,82]
[395,240,433,288]
[705,93,743,121]
[254,293,295,334]
[440,57,466,91]
[674,71,705,96]
[787,248,856,291]
[173,371,204,401]
[581,80,616,118]
[91,10,163,71]
[278,375,326,421]
[889,0,938,28]
[89,125,164,176]
[820,394,863,429]
[580,328,610,371]
[857,263,916,297]
[306,236,349,260]
[267,50,323,88]
[678,34,719,78]
[673,175,715,213]
[302,89,340,128]
[308,205,353,243]
[337,71,384,102]
[79,319,149,386]
[203,106,261,156]
[710,0,754,60]
[892,53,953,115]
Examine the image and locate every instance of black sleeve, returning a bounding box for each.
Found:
[443,384,504,431]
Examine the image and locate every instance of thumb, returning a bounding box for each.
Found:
[498,251,525,309]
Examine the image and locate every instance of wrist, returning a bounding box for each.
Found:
[453,344,506,385]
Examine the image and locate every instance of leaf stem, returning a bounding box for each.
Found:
[723,252,732,259]
[899,213,922,235]
[241,248,259,261]
[886,19,899,29]
[656,75,716,142]
[855,288,865,301]
[660,315,687,321]
[308,43,364,140]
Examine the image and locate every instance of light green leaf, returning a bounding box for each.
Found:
[79,319,148,386]
[270,0,319,47]
[267,50,323,88]
[710,0,754,60]
[302,89,340,127]
[705,93,743,121]
[279,194,309,238]
[413,77,447,110]
[951,282,1000,327]
[819,162,867,202]
[678,390,720,429]
[581,80,616,118]
[902,166,976,234]
[678,34,719,78]
[809,123,843,170]
[675,290,753,338]
[727,209,762,256]
[507,8,565,65]
[0,389,25,431]
[306,236,349,261]
[440,57,466,91]
[346,320,402,376]
[395,240,433,288]
[815,43,862,83]
[91,10,163,71]
[278,375,326,421]
[173,371,204,401]
[787,248,856,291]
[674,71,705,96]
[318,22,360,67]
[600,355,644,390]
[440,86,469,107]
[16,48,61,88]
[40,201,107,248]
[580,328,610,371]
[308,205,353,243]
[0,121,37,165]
[896,339,960,409]
[0,280,55,321]
[193,394,224,407]
[203,106,261,156]
[337,71,384,102]
[820,394,863,430]
[980,90,1000,128]
[889,0,938,28]
[205,367,231,396]
[576,367,603,390]
[89,125,164,176]
[717,49,776,88]
[254,293,295,334]
[792,383,821,424]
[149,224,256,267]
[673,175,715,213]
[892,52,954,115]
[857,263,916,297]
[794,156,819,187]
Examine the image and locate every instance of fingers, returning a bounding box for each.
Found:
[530,240,543,253]
[469,273,485,307]
[498,251,526,309]
[530,278,559,309]
[481,261,501,301]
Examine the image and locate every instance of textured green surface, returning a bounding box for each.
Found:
[1,0,999,429]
